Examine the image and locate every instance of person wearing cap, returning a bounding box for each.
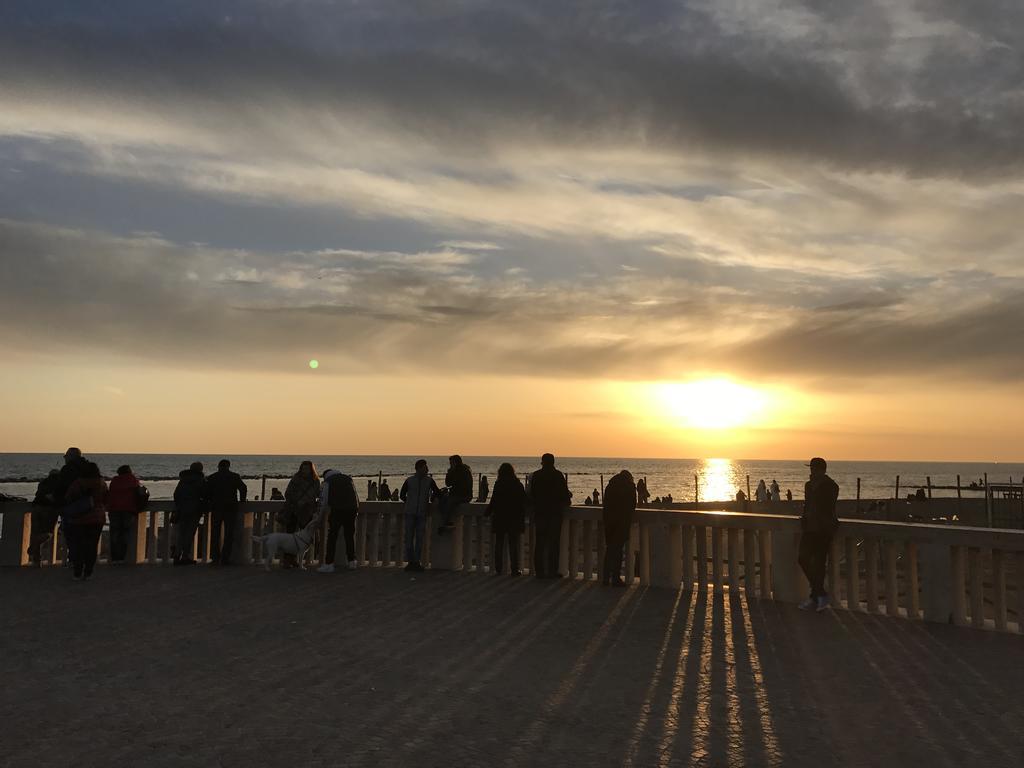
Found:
[799,457,840,611]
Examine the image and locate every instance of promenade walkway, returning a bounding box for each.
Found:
[2,568,1022,767]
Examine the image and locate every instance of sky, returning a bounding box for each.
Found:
[2,1,1023,460]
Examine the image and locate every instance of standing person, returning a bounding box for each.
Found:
[62,461,107,581]
[755,479,769,503]
[486,463,527,576]
[378,478,392,502]
[438,455,473,534]
[798,457,840,611]
[477,474,490,504]
[27,469,60,566]
[106,465,148,563]
[528,453,572,579]
[280,461,320,568]
[592,488,601,506]
[770,479,781,503]
[400,459,440,572]
[205,459,248,566]
[636,478,651,506]
[367,481,378,501]
[318,469,360,573]
[602,470,637,586]
[173,462,206,565]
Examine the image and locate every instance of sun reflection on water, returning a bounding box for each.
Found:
[699,457,739,502]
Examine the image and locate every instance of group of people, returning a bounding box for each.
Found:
[28,447,841,609]
[736,478,792,505]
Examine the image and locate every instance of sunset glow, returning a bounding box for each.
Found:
[653,380,769,431]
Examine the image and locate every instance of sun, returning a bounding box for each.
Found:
[653,378,768,430]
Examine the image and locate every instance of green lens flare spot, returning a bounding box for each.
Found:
[308,359,319,370]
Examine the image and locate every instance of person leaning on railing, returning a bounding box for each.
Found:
[602,470,637,586]
[528,453,572,579]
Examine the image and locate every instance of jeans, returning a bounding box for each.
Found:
[107,510,134,562]
[798,530,833,599]
[176,512,201,560]
[493,531,520,574]
[67,524,102,577]
[326,507,358,564]
[533,512,563,578]
[210,505,240,564]
[27,506,59,562]
[440,494,470,527]
[602,518,631,582]
[404,514,426,563]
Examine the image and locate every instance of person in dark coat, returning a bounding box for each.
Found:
[173,462,206,565]
[486,463,527,576]
[205,459,248,565]
[602,470,637,586]
[27,469,60,566]
[106,465,147,563]
[438,454,473,533]
[798,457,840,611]
[62,461,108,581]
[528,453,572,578]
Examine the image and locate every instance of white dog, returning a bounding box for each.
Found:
[252,515,321,571]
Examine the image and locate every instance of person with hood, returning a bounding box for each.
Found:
[438,454,473,534]
[528,453,572,579]
[755,479,769,503]
[486,463,527,576]
[798,457,840,612]
[400,459,440,572]
[27,469,60,566]
[205,459,248,566]
[62,461,108,581]
[477,474,490,503]
[173,462,206,565]
[770,479,781,502]
[280,461,319,568]
[318,469,360,573]
[602,470,637,586]
[106,464,148,563]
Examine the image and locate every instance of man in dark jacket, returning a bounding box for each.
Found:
[318,469,360,573]
[27,447,88,565]
[602,470,637,586]
[438,454,473,534]
[205,459,247,565]
[799,457,840,611]
[529,453,572,578]
[173,462,206,565]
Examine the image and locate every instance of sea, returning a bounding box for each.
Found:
[2,453,1022,503]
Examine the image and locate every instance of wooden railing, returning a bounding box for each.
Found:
[2,501,1021,633]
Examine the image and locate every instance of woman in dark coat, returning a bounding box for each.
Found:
[63,461,108,581]
[486,462,527,576]
[602,470,637,586]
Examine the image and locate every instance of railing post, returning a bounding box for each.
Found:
[758,530,772,599]
[711,527,724,595]
[669,522,683,588]
[649,517,673,588]
[770,528,804,603]
[558,516,570,578]
[147,510,159,564]
[626,522,638,585]
[743,528,756,600]
[582,520,595,580]
[727,528,740,593]
[993,549,1007,632]
[884,540,900,616]
[233,508,253,566]
[845,537,860,610]
[567,518,579,579]
[969,548,984,629]
[127,511,147,565]
[681,524,694,591]
[920,541,953,624]
[906,542,920,619]
[864,537,880,613]
[639,521,652,586]
[0,507,31,566]
[478,513,488,573]
[695,525,708,591]
[829,536,842,604]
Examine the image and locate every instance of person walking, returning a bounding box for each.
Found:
[528,453,572,579]
[400,459,440,572]
[172,462,206,565]
[438,455,473,534]
[486,463,527,576]
[798,457,840,611]
[280,461,320,568]
[602,470,637,586]
[106,465,148,563]
[62,461,108,581]
[318,469,360,573]
[205,459,248,566]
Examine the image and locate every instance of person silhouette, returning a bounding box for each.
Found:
[528,453,571,578]
[602,470,636,586]
[798,457,840,612]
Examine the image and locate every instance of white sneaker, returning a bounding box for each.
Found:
[816,595,830,612]
[798,597,815,610]
[347,560,358,570]
[317,564,335,574]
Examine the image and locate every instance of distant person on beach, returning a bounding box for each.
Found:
[438,455,473,534]
[401,459,440,572]
[584,495,593,506]
[636,478,651,506]
[735,489,747,510]
[173,462,206,565]
[786,489,793,501]
[798,457,840,612]
[270,487,284,501]
[379,478,392,501]
[281,461,320,568]
[106,465,148,563]
[367,481,378,501]
[62,461,107,581]
[770,479,781,502]
[391,487,399,501]
[206,459,248,566]
[602,470,637,586]
[914,488,927,501]
[592,488,601,506]
[486,462,527,576]
[755,479,768,503]
[28,447,89,565]
[27,469,60,566]
[477,474,490,504]
[528,453,572,579]
[318,469,360,573]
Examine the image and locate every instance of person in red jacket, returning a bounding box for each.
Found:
[106,465,148,563]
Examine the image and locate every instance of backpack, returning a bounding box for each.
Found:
[327,474,359,510]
